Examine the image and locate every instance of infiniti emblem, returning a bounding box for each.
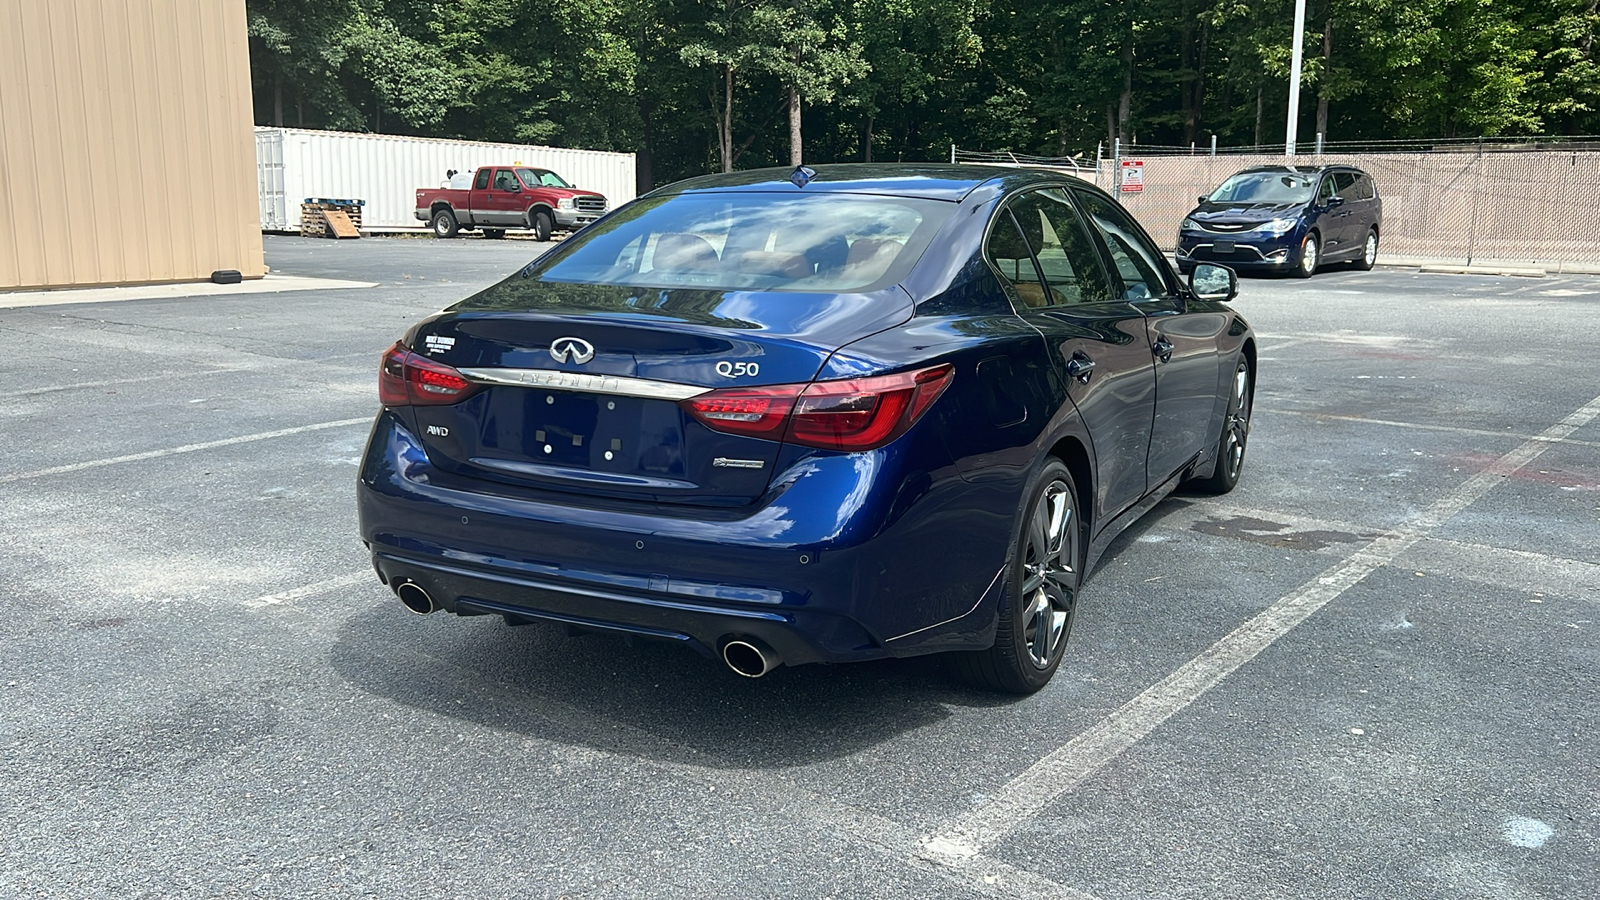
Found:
[549,336,595,365]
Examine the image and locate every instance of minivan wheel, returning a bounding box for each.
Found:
[1354,228,1378,271]
[1293,233,1319,278]
[952,460,1082,694]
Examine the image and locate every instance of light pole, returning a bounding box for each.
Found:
[1286,0,1306,156]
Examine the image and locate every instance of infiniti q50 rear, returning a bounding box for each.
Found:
[357,164,1255,693]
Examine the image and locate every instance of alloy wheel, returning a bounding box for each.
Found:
[1021,481,1077,669]
[1223,364,1251,480]
[1300,235,1319,275]
[1364,232,1378,267]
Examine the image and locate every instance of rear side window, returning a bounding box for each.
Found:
[474,169,491,190]
[986,211,1050,309]
[1353,174,1376,201]
[529,192,954,293]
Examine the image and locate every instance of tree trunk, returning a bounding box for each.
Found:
[1180,12,1195,145]
[1191,24,1208,145]
[1315,18,1332,142]
[861,115,874,162]
[1253,86,1263,148]
[721,64,734,173]
[1106,105,1116,151]
[1117,38,1133,144]
[789,85,802,166]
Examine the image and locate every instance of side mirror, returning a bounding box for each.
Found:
[1197,195,1209,205]
[1188,263,1238,302]
[1326,195,1344,209]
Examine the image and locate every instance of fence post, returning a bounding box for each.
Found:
[950,143,956,164]
[1316,132,1324,155]
[1095,142,1103,186]
[1467,139,1484,265]
[1210,135,1217,156]
[1112,139,1122,192]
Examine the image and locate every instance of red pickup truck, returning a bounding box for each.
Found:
[415,166,608,240]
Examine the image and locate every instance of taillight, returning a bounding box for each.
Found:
[682,364,953,452]
[378,342,481,407]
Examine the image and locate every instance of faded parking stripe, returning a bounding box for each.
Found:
[0,417,370,483]
[925,391,1600,859]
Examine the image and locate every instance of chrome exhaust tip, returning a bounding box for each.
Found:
[722,638,780,678]
[395,581,436,615]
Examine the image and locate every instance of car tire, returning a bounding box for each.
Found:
[482,228,506,240]
[530,210,554,242]
[1187,357,1252,494]
[1354,228,1378,271]
[952,459,1082,694]
[431,209,459,239]
[1293,232,1319,278]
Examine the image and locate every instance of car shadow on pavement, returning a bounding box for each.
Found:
[329,603,1020,769]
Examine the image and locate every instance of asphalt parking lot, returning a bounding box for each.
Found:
[2,235,1597,899]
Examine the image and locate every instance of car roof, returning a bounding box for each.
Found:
[648,163,1083,202]
[1230,164,1366,176]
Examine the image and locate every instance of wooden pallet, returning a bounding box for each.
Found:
[300,200,363,237]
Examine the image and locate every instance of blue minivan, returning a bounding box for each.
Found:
[1175,165,1382,277]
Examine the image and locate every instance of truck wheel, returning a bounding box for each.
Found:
[530,210,553,242]
[431,209,459,238]
[482,229,505,240]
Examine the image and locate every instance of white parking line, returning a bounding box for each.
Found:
[1276,410,1600,449]
[0,417,371,483]
[240,571,377,609]
[924,391,1600,858]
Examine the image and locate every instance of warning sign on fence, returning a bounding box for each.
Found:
[1119,159,1144,193]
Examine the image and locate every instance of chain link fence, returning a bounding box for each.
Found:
[954,145,1600,273]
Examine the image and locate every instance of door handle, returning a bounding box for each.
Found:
[1152,338,1174,363]
[1066,352,1095,384]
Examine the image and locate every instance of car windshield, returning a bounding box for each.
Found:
[527,192,954,293]
[518,168,570,188]
[1207,172,1316,204]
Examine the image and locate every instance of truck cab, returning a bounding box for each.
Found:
[416,166,608,241]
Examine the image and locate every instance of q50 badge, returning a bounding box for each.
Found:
[715,361,759,378]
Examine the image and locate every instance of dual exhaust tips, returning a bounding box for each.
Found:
[390,581,782,678]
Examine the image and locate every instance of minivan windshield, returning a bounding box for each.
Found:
[1207,172,1316,204]
[528,192,954,292]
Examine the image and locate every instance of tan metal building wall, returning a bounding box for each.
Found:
[0,0,265,291]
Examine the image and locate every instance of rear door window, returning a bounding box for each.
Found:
[474,169,491,190]
[1070,189,1173,302]
[1004,190,1112,307]
[1333,172,1359,199]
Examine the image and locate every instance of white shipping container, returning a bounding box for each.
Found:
[254,127,637,232]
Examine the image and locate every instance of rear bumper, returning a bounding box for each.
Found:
[357,411,1007,666]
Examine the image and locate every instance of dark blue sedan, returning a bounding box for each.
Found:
[358,164,1256,693]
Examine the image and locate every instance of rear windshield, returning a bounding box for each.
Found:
[527,192,954,293]
[1208,172,1315,204]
